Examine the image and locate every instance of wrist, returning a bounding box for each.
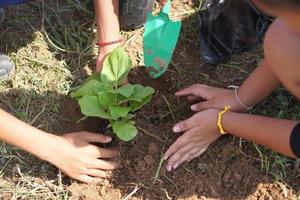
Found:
[33,133,60,162]
[228,88,253,112]
[99,42,121,54]
[216,106,231,135]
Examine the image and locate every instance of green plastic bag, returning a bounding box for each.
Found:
[143,0,181,78]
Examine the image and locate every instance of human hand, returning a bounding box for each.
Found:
[46,132,119,183]
[164,109,221,171]
[96,43,121,72]
[96,44,129,85]
[175,84,244,112]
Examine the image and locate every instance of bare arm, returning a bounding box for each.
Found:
[223,112,297,157]
[164,109,298,171]
[176,59,281,112]
[94,0,121,71]
[237,59,280,108]
[94,0,120,43]
[0,109,119,183]
[0,109,54,160]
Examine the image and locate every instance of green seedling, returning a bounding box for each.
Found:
[71,47,155,141]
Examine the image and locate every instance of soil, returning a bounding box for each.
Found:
[57,47,298,199]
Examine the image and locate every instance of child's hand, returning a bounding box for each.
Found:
[46,132,119,183]
[175,84,245,112]
[164,109,221,171]
[96,43,121,72]
[96,44,128,85]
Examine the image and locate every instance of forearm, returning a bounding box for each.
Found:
[223,111,298,157]
[94,0,120,42]
[238,59,280,107]
[0,109,54,160]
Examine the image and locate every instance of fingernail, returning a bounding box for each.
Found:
[164,155,169,160]
[105,136,112,142]
[174,163,178,169]
[173,125,181,133]
[191,105,197,111]
[167,165,172,171]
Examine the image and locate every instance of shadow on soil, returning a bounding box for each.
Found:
[0,0,299,200]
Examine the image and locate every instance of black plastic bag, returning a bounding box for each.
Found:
[119,0,155,30]
[198,0,272,64]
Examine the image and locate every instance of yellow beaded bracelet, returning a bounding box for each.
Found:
[217,106,230,135]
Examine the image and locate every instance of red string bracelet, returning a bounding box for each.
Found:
[96,39,123,47]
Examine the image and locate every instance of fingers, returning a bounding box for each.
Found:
[191,100,213,112]
[175,84,208,97]
[164,129,195,160]
[87,169,109,179]
[164,138,185,161]
[187,147,208,162]
[172,147,201,169]
[77,175,99,184]
[92,159,119,170]
[166,146,209,172]
[78,132,112,143]
[167,146,201,171]
[187,95,203,104]
[172,113,200,133]
[92,147,119,159]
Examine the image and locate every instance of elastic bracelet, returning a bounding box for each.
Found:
[96,39,123,47]
[217,106,230,135]
[228,86,253,110]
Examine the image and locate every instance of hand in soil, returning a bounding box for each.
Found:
[164,109,221,171]
[175,84,245,112]
[47,131,119,183]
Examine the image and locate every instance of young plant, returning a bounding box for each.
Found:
[71,47,155,142]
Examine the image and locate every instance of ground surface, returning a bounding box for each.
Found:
[0,0,299,199]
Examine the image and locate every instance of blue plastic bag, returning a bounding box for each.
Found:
[0,0,28,8]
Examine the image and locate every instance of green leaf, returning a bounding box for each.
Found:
[112,120,138,141]
[78,96,111,119]
[116,84,135,97]
[85,72,101,83]
[97,91,117,109]
[129,85,155,102]
[93,83,113,94]
[101,47,132,86]
[109,105,131,120]
[123,114,135,121]
[71,80,103,98]
[130,94,153,111]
